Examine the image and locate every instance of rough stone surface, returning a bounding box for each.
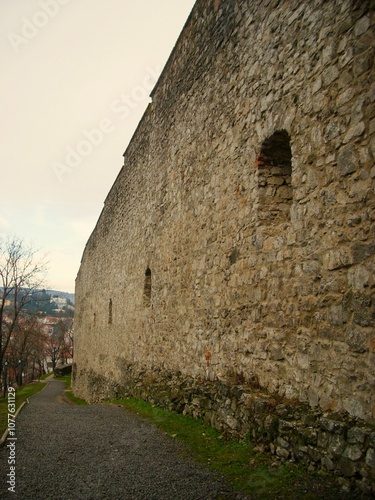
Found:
[73,0,375,493]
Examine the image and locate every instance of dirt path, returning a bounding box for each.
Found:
[0,381,243,499]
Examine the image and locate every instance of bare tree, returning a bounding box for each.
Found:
[44,318,74,370]
[0,235,47,380]
[7,316,46,385]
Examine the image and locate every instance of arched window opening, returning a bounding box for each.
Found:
[144,267,152,306]
[256,130,292,224]
[108,299,113,325]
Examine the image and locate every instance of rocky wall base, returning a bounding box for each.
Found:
[73,363,375,496]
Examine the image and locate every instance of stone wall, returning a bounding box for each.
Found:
[73,0,375,491]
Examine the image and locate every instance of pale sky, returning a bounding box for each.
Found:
[0,0,196,293]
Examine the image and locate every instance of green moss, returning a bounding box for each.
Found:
[64,390,89,406]
[57,373,89,405]
[54,373,72,385]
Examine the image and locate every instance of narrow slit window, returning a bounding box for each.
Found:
[144,268,152,306]
[108,299,113,324]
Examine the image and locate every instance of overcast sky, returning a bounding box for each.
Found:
[0,0,195,293]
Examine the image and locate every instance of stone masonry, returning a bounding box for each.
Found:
[73,0,375,492]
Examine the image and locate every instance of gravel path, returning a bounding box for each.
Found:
[0,381,244,499]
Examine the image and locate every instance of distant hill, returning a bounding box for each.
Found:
[46,290,75,304]
[20,289,75,317]
[0,288,75,317]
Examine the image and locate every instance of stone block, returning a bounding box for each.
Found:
[277,185,293,200]
[336,87,354,107]
[345,326,369,353]
[322,65,339,86]
[268,176,285,186]
[328,304,345,326]
[321,455,334,470]
[328,434,346,457]
[365,447,375,468]
[343,122,365,144]
[343,444,363,462]
[276,446,290,459]
[317,431,329,449]
[338,457,357,477]
[348,265,370,289]
[322,43,337,64]
[268,345,285,361]
[337,144,359,176]
[278,419,295,433]
[299,427,318,446]
[353,51,374,77]
[252,396,272,415]
[355,15,370,37]
[353,310,374,327]
[343,397,366,420]
[323,247,353,270]
[352,241,375,264]
[225,414,239,430]
[320,417,347,434]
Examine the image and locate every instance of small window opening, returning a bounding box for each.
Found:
[255,129,292,224]
[144,268,152,306]
[108,299,113,324]
[229,248,239,266]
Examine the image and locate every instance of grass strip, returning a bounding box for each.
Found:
[55,373,89,406]
[0,382,45,435]
[64,390,89,405]
[53,373,72,385]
